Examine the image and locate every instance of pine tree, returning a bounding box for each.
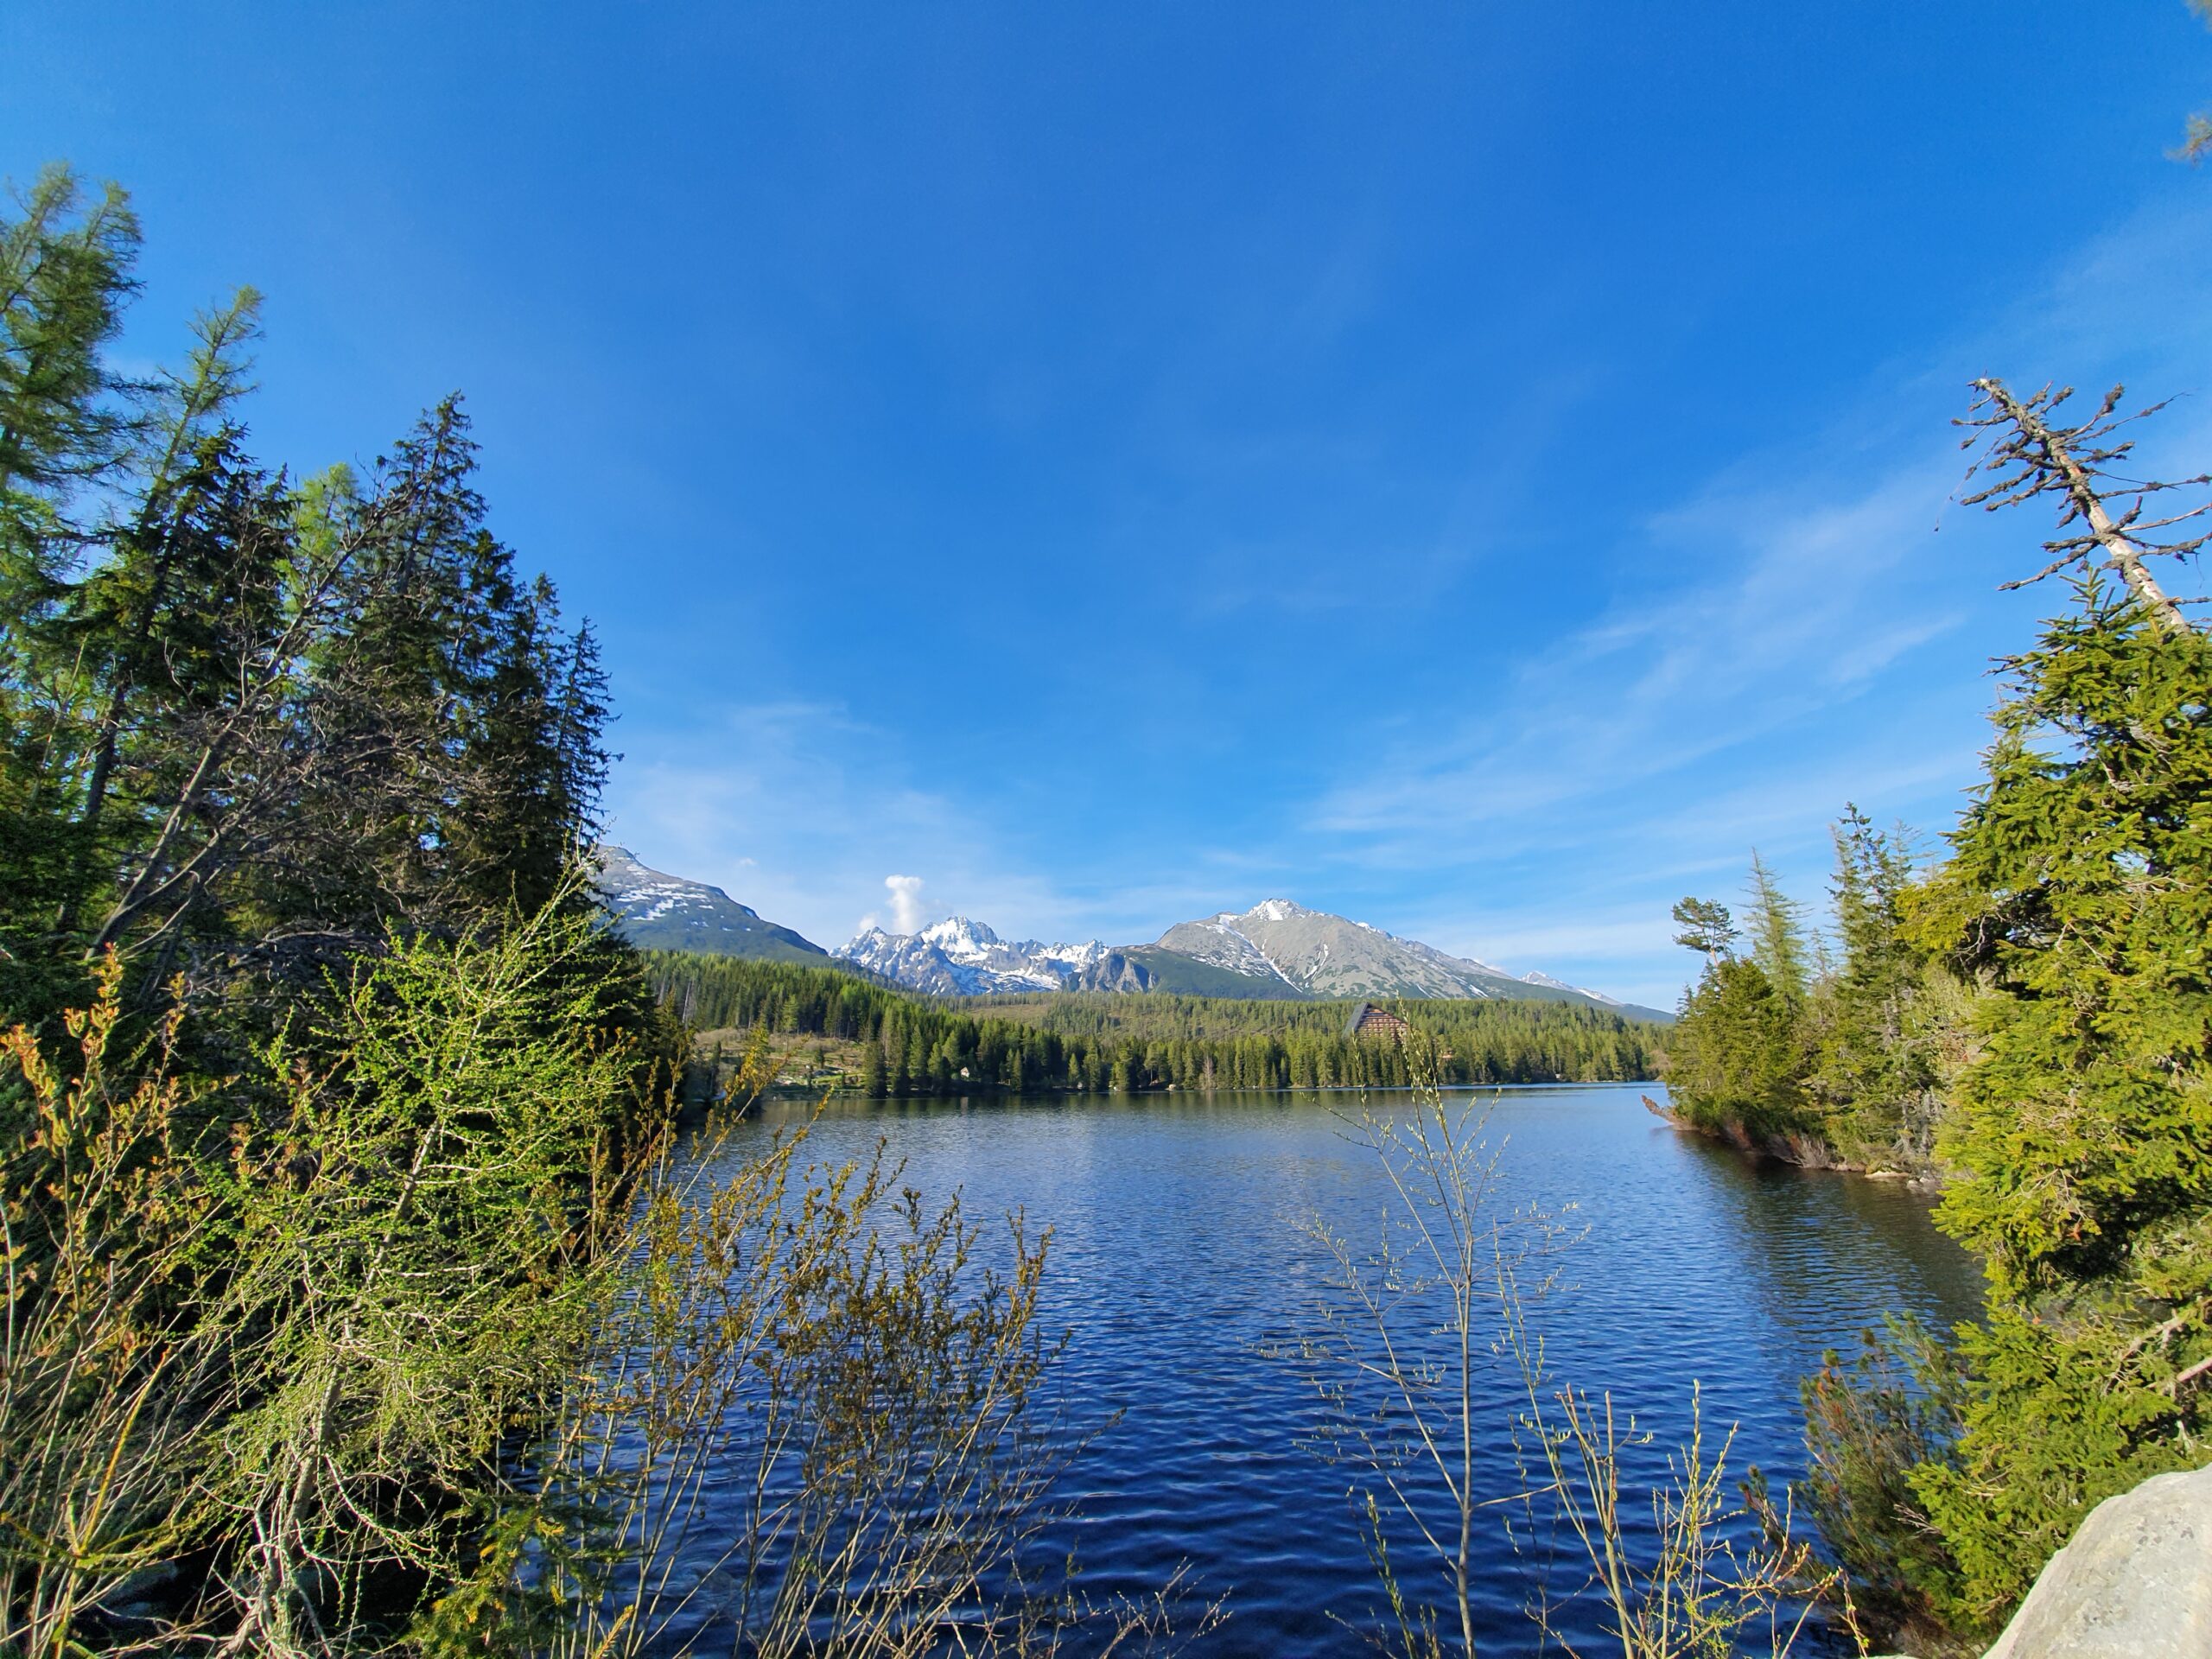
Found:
[1670,897,1738,960]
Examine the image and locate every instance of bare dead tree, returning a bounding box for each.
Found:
[1958,378,2209,632]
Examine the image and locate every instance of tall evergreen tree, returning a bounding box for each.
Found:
[1900,579,2212,1624]
[0,168,141,987]
[60,288,262,880]
[0,166,139,647]
[1745,850,1812,1011]
[1806,808,1947,1164]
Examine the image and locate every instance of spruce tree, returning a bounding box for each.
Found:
[1903,579,2212,1625]
[1745,850,1812,1011]
[1810,809,1943,1165]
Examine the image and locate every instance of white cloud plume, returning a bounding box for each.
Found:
[884,874,926,934]
[602,700,1093,950]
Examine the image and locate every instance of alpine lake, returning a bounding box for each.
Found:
[689,1084,1981,1657]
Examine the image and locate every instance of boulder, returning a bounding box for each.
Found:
[1980,1462,2212,1658]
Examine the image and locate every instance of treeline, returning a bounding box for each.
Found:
[1661,384,2212,1651]
[643,951,1663,1092]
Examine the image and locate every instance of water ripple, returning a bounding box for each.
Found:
[707,1086,1983,1657]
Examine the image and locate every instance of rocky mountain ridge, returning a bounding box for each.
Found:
[1151,898,1631,1007]
[594,848,1664,1020]
[841,895,1662,1018]
[839,917,1110,995]
[592,845,829,963]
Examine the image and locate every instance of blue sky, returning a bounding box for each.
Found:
[9,3,2212,1007]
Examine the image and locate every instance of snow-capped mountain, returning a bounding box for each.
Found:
[594,845,828,962]
[837,897,1664,1018]
[595,845,1665,1019]
[838,918,1109,995]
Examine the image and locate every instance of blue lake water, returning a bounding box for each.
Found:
[710,1085,1982,1656]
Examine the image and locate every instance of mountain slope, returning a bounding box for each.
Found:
[1069,944,1315,1000]
[1150,899,1670,1019]
[594,845,829,962]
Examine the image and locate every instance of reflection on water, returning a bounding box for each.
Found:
[702,1086,1982,1657]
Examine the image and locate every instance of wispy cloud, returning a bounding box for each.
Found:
[1293,191,2212,1005]
[1311,454,1974,852]
[607,191,2212,1011]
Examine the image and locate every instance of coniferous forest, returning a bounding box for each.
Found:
[645,951,1662,1095]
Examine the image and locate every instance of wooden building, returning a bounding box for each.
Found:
[1343,1001,1412,1041]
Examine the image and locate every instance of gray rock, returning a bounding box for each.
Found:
[1982,1463,2212,1659]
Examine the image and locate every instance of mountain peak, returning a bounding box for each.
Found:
[921,915,1001,951]
[838,916,1106,995]
[592,844,826,963]
[1152,897,1659,1014]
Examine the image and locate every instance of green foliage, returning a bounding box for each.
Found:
[1789,1318,1967,1647]
[0,955,232,1654]
[1908,587,2212,1294]
[0,164,139,621]
[0,166,678,1655]
[1663,825,1968,1168]
[1896,583,2212,1628]
[642,951,1668,1095]
[0,168,616,1021]
[206,902,670,1651]
[1661,957,1813,1141]
[1806,810,1953,1166]
[1745,852,1813,1011]
[1669,897,1737,960]
[1760,583,2212,1646]
[0,905,683,1653]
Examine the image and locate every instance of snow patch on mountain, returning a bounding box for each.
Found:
[840,918,1109,995]
[1150,899,1652,1007]
[1161,914,1300,987]
[1521,970,1621,1006]
[593,845,826,961]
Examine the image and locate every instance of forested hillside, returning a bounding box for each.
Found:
[643,950,1663,1093]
